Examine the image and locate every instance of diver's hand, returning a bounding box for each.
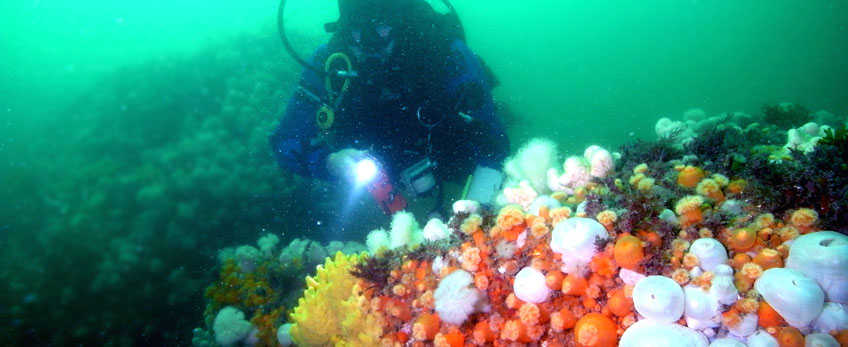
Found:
[326,148,370,181]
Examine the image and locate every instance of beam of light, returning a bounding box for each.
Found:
[354,158,378,186]
[333,158,380,241]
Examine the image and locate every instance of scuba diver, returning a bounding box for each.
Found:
[270,0,509,217]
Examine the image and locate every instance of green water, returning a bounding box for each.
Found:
[1,0,846,344]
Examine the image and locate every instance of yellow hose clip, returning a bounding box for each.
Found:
[316,106,335,130]
[324,53,352,98]
[315,52,353,130]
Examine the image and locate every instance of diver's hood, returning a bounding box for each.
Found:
[329,0,412,31]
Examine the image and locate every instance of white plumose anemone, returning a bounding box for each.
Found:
[422,218,451,242]
[746,329,779,347]
[812,302,848,334]
[785,231,848,304]
[619,320,708,347]
[726,312,759,337]
[683,285,720,325]
[803,333,840,347]
[550,217,608,274]
[513,267,551,303]
[434,269,486,325]
[633,275,685,323]
[709,338,747,347]
[709,264,739,306]
[688,238,728,272]
[754,267,825,328]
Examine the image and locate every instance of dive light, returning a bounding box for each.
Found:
[352,158,407,215]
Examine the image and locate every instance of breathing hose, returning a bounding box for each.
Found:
[277,0,326,76]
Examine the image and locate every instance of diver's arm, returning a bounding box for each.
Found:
[269,47,334,180]
[446,40,510,168]
[443,40,510,205]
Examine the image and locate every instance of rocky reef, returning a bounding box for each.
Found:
[200,106,848,346]
[0,27,331,345]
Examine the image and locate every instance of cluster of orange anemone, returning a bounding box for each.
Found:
[205,160,848,346]
[358,196,636,347]
[348,163,846,346]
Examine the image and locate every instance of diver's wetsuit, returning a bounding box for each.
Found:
[270,39,509,184]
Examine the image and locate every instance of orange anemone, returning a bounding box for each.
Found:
[574,313,619,347]
[472,321,496,344]
[677,165,705,188]
[437,331,465,347]
[729,227,757,252]
[757,301,784,329]
[413,313,441,341]
[613,235,645,270]
[562,273,588,296]
[545,270,565,291]
[752,248,783,270]
[606,287,633,317]
[776,327,804,347]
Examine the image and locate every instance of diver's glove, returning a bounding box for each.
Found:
[326,148,370,182]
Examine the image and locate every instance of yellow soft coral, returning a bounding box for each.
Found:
[289,252,384,346]
[338,290,386,347]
